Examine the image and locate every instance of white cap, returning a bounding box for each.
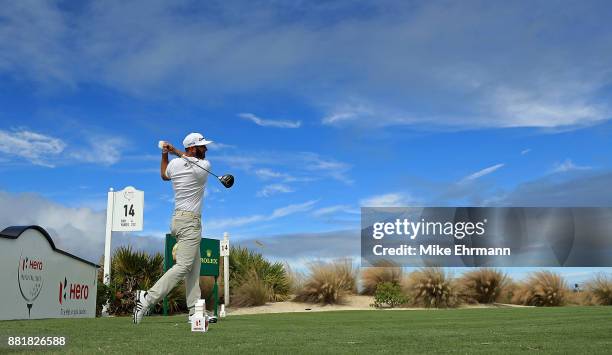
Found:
[183,133,213,148]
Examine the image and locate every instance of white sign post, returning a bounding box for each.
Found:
[102,186,144,315]
[220,232,230,310]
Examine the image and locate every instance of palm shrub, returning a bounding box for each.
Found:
[459,268,509,304]
[587,273,612,305]
[97,246,188,316]
[512,271,568,307]
[294,259,357,304]
[360,260,403,295]
[108,246,161,315]
[403,267,460,308]
[229,246,291,305]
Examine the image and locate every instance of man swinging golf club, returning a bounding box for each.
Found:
[133,132,213,324]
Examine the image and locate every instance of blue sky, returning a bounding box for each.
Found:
[1,0,611,284]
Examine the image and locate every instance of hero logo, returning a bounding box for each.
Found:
[18,253,45,318]
[59,277,89,304]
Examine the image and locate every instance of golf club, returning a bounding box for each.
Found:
[158,141,234,188]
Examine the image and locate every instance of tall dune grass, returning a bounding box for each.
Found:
[512,271,568,307]
[587,273,612,305]
[284,262,305,294]
[231,270,271,307]
[230,246,290,302]
[360,260,403,295]
[403,267,460,308]
[459,268,509,304]
[294,259,357,304]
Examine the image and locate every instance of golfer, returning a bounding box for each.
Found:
[134,132,212,324]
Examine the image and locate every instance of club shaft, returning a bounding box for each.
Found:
[177,154,220,179]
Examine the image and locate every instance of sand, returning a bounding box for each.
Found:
[226,295,530,316]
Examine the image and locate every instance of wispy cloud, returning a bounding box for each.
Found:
[552,159,592,173]
[207,200,318,229]
[360,193,411,207]
[239,113,301,128]
[312,204,358,217]
[300,152,352,183]
[217,151,351,184]
[521,148,531,155]
[461,163,505,182]
[0,129,66,167]
[69,136,125,166]
[255,168,294,181]
[256,183,294,197]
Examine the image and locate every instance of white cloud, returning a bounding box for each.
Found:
[0,129,125,167]
[0,129,66,167]
[0,190,105,263]
[360,193,411,207]
[322,112,357,125]
[255,168,293,181]
[270,200,318,218]
[256,183,294,197]
[461,163,505,182]
[322,103,374,125]
[69,136,124,166]
[207,199,318,229]
[521,148,531,155]
[0,190,172,262]
[312,204,358,217]
[487,87,608,128]
[207,142,236,151]
[552,159,592,173]
[238,113,301,128]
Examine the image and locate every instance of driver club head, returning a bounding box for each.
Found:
[219,174,234,188]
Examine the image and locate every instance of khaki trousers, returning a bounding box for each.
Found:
[147,210,202,314]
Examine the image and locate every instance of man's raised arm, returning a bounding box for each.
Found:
[160,143,187,181]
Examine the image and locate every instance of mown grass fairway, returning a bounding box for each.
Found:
[1,307,611,354]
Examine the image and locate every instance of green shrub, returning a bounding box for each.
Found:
[403,267,460,308]
[360,260,403,295]
[459,268,509,304]
[512,271,568,307]
[587,273,612,305]
[371,282,407,308]
[294,259,357,304]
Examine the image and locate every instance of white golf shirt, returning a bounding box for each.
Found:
[165,157,210,214]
